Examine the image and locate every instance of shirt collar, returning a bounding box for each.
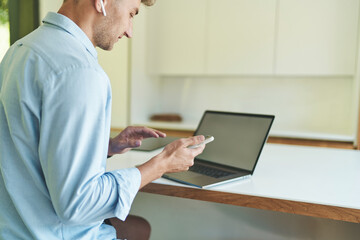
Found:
[42,12,98,59]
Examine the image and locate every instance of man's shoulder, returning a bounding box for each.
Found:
[18,25,95,72]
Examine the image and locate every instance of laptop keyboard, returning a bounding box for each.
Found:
[189,164,234,178]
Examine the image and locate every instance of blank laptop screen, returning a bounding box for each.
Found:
[194,112,274,172]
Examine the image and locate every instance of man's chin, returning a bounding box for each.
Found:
[97,42,115,51]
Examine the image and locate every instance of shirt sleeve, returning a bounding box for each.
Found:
[38,66,140,224]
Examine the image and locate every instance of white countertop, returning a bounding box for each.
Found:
[106,143,360,210]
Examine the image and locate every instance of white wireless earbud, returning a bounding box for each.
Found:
[100,0,107,16]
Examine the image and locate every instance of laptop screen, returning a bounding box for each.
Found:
[194,111,274,172]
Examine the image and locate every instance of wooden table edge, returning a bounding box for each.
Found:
[140,183,360,223]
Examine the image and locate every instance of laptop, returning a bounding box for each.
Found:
[163,110,275,188]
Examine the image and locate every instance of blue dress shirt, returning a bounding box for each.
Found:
[0,12,141,240]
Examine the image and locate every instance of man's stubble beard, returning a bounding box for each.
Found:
[94,18,115,51]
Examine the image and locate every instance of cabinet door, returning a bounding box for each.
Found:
[146,0,207,75]
[276,0,359,75]
[206,0,277,75]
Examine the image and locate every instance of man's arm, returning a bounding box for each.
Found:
[137,136,205,189]
[39,67,140,223]
[108,128,205,188]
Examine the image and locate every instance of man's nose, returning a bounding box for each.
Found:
[125,21,133,38]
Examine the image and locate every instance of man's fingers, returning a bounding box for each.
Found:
[126,126,167,139]
[155,130,166,138]
[183,135,205,147]
[128,139,141,148]
[138,127,164,138]
[190,143,206,155]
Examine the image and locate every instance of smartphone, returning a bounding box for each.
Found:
[187,135,214,149]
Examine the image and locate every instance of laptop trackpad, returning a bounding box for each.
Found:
[164,171,218,187]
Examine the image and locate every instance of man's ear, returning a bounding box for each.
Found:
[94,0,107,15]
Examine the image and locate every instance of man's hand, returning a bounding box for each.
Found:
[108,126,166,156]
[136,135,206,189]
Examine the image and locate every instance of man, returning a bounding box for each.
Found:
[0,0,205,239]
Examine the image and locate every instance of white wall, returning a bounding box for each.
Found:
[39,0,62,18]
[98,42,130,128]
[156,76,356,141]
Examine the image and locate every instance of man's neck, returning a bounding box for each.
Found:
[58,0,97,47]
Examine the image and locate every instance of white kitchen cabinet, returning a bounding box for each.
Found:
[147,0,277,75]
[206,0,277,75]
[147,0,359,76]
[276,0,359,75]
[146,0,207,75]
